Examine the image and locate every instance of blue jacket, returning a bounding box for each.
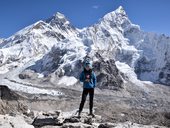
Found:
[79,71,97,88]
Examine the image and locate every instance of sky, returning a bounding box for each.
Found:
[0,0,170,38]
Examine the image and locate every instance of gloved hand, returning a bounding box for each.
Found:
[85,79,90,82]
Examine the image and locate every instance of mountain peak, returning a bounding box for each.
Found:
[46,12,71,28]
[115,6,126,15]
[45,12,77,36]
[46,12,68,22]
[101,6,127,25]
[54,12,66,19]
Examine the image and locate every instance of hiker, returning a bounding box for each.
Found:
[78,59,97,117]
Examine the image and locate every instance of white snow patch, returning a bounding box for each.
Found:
[115,61,139,82]
[58,76,78,86]
[37,73,44,78]
[115,61,151,92]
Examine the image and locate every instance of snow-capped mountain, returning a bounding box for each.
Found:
[0,6,170,88]
[1,7,170,128]
[46,12,78,37]
[19,7,127,89]
[77,6,170,85]
[0,13,78,73]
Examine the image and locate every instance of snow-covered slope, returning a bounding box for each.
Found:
[78,6,170,85]
[0,13,78,73]
[0,38,4,44]
[124,28,170,85]
[0,6,170,89]
[46,12,78,38]
[80,6,140,65]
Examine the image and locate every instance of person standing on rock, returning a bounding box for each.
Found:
[78,59,97,117]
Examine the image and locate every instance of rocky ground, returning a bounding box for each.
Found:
[0,81,170,128]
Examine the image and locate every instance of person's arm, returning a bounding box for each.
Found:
[79,71,84,82]
[92,72,97,87]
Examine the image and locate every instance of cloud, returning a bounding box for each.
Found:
[92,5,99,9]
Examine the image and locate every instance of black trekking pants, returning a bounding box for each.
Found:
[79,88,94,114]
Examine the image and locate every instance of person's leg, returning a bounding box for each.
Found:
[79,89,88,115]
[89,88,94,115]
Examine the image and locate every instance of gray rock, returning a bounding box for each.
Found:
[19,70,38,80]
[63,116,80,123]
[93,53,124,90]
[32,111,62,127]
[0,85,20,100]
[62,123,92,128]
[98,123,116,128]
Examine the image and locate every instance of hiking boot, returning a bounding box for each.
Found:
[77,112,81,118]
[88,113,95,118]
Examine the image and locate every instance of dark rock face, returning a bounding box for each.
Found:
[93,53,124,90]
[0,85,29,115]
[20,47,68,78]
[158,62,170,86]
[59,53,124,90]
[19,70,38,80]
[0,85,19,100]
[32,111,62,127]
[64,117,80,123]
[32,117,62,127]
[98,123,116,128]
